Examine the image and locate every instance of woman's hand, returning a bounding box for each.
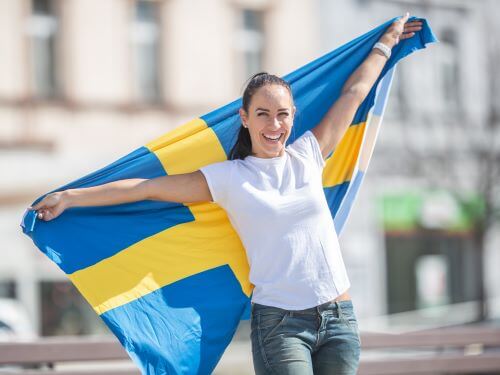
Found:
[379,12,423,49]
[28,191,69,221]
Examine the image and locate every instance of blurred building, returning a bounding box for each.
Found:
[0,0,499,341]
[320,0,500,329]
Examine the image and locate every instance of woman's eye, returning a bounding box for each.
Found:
[257,112,288,117]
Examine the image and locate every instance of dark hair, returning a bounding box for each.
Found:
[229,72,294,160]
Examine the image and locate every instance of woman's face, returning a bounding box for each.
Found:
[239,84,296,159]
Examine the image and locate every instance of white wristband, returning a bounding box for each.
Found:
[373,42,391,59]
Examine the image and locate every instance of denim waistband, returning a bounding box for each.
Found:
[252,299,353,315]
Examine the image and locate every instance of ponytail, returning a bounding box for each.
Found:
[229,125,253,160]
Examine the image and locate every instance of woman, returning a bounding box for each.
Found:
[29,14,421,374]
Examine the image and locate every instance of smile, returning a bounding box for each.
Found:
[262,133,284,142]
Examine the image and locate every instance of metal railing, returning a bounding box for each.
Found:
[0,327,499,374]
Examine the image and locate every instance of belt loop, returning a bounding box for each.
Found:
[336,301,343,319]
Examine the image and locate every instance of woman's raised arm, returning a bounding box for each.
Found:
[29,171,212,221]
[311,13,422,160]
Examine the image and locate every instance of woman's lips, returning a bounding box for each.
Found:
[262,133,284,143]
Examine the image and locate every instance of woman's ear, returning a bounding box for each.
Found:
[239,108,248,127]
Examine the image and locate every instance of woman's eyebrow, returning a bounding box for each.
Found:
[255,108,289,112]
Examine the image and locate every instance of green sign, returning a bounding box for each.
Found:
[379,190,484,232]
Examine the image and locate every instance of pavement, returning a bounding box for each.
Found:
[213,321,253,374]
[213,340,253,375]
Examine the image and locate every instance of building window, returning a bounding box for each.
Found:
[131,0,162,103]
[438,28,460,110]
[237,9,265,80]
[0,281,16,299]
[27,0,60,98]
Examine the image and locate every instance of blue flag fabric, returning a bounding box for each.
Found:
[21,17,436,374]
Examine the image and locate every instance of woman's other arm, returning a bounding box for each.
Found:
[29,171,212,221]
[311,13,422,160]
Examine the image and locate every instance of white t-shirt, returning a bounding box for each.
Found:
[200,130,350,310]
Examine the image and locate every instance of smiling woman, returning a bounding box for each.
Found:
[198,13,423,375]
[229,73,295,160]
[240,83,294,158]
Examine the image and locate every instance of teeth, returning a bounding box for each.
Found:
[263,134,282,141]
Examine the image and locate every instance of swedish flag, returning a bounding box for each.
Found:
[21,17,436,374]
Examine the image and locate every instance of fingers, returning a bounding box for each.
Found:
[404,23,423,33]
[390,16,422,43]
[405,20,423,26]
[28,192,59,212]
[27,202,47,220]
[29,201,43,211]
[403,27,421,34]
[36,209,53,221]
[30,195,51,211]
[400,21,422,40]
[28,195,55,220]
[400,12,410,24]
[404,23,423,31]
[399,32,415,40]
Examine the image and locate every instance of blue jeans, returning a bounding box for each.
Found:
[250,299,361,374]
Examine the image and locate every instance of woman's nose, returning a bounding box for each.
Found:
[270,117,281,128]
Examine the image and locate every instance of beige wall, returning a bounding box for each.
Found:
[67,0,131,103]
[0,1,26,98]
[0,0,321,194]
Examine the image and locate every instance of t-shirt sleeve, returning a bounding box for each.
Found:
[288,130,326,170]
[199,160,232,207]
